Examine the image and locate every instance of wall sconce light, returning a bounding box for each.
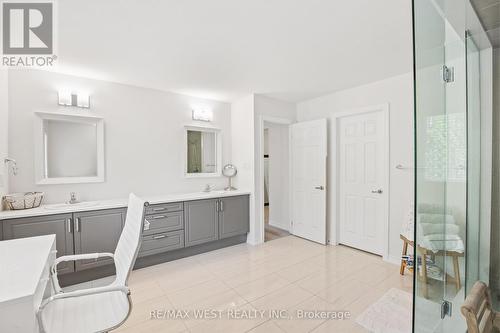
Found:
[58,90,90,108]
[192,108,213,122]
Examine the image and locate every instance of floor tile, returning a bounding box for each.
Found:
[69,236,412,333]
[250,284,313,311]
[233,273,290,302]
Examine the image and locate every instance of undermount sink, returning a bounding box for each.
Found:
[43,201,100,210]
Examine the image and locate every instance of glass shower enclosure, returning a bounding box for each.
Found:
[413,0,492,332]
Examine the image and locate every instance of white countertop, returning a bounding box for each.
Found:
[0,235,55,303]
[0,190,251,220]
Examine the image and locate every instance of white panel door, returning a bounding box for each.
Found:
[291,119,327,244]
[339,110,387,255]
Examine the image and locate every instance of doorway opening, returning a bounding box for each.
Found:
[263,122,291,242]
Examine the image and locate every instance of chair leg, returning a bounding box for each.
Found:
[420,249,429,298]
[400,240,408,275]
[453,255,461,290]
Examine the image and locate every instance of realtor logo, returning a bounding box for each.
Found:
[2,2,53,54]
[1,1,56,66]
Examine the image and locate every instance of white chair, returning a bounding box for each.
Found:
[37,194,147,333]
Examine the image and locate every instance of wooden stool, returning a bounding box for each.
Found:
[399,233,463,298]
[400,234,413,275]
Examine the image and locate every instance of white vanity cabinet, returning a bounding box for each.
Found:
[0,191,250,284]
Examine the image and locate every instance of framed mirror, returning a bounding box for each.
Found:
[184,125,222,178]
[34,112,105,184]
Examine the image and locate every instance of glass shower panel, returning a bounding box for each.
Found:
[413,0,470,331]
[465,35,481,295]
[414,0,485,331]
[442,18,467,333]
[413,0,448,331]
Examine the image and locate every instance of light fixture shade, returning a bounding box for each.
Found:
[192,108,213,122]
[58,90,91,108]
[58,90,72,106]
[77,93,90,108]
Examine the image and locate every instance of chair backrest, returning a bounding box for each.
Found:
[461,281,495,333]
[113,193,147,286]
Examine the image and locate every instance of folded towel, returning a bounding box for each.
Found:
[419,222,460,236]
[418,203,453,215]
[417,233,465,253]
[418,213,455,225]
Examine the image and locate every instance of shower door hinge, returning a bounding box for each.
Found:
[441,300,452,319]
[442,65,455,83]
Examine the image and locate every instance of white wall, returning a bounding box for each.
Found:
[254,95,296,243]
[297,73,414,262]
[7,70,232,203]
[0,69,8,210]
[265,122,290,231]
[230,95,256,243]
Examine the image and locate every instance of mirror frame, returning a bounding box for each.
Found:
[34,111,105,185]
[184,125,222,178]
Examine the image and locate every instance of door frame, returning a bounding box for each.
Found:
[332,103,390,260]
[256,115,294,244]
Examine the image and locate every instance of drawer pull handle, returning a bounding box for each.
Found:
[152,208,167,212]
[66,218,72,233]
[75,217,81,232]
[153,235,167,240]
[152,215,166,219]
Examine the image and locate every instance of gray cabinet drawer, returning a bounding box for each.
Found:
[139,230,184,257]
[143,211,183,235]
[146,202,183,215]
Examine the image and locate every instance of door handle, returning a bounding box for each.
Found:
[314,186,325,190]
[220,200,224,212]
[75,217,80,232]
[66,218,72,233]
[371,189,383,194]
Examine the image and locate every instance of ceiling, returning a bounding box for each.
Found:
[471,0,500,47]
[53,0,413,103]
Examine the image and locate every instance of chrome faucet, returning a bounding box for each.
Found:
[203,184,216,193]
[68,192,79,204]
[4,158,18,176]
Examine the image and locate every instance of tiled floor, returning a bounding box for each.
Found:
[110,236,412,333]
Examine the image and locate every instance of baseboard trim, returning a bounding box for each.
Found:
[268,220,290,232]
[135,235,247,269]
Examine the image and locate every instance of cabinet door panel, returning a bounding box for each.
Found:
[184,199,218,247]
[219,195,250,239]
[73,208,125,271]
[2,214,75,274]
